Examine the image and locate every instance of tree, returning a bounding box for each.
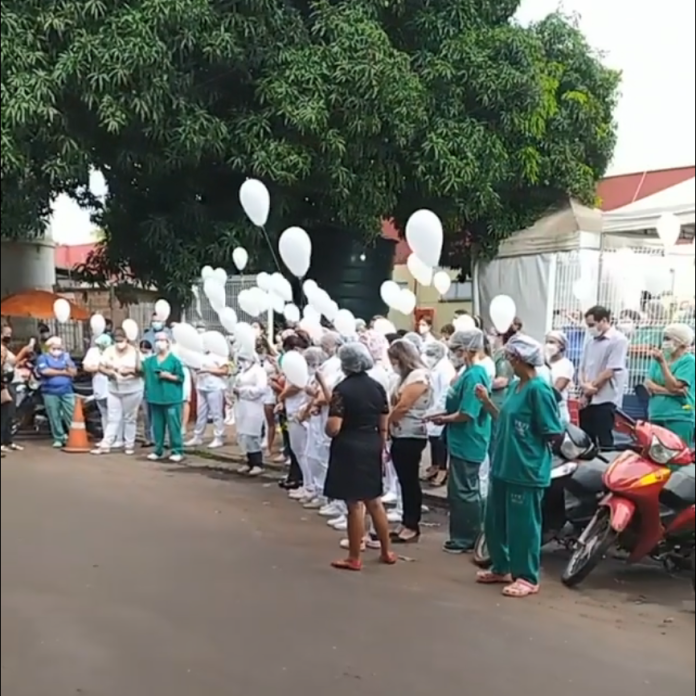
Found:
[1,1,619,305]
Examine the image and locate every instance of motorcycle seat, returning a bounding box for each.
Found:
[661,464,696,509]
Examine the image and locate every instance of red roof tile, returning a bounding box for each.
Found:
[54,243,96,270]
[597,166,695,210]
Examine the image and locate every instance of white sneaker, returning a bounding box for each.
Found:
[237,464,251,474]
[124,449,135,456]
[90,448,109,455]
[303,497,324,509]
[387,509,403,523]
[185,438,203,447]
[298,492,316,504]
[326,514,345,528]
[169,454,183,463]
[381,491,398,505]
[248,466,263,476]
[318,502,341,517]
[288,487,307,500]
[147,453,161,461]
[208,439,224,449]
[112,441,125,449]
[331,517,348,531]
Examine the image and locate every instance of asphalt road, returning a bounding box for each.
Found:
[2,447,694,696]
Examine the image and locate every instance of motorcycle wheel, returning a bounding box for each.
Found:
[561,508,617,588]
[472,532,491,568]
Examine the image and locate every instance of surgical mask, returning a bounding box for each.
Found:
[50,348,62,357]
[423,354,438,369]
[151,322,164,331]
[586,325,600,338]
[418,324,429,335]
[154,340,168,353]
[544,343,559,359]
[115,341,127,350]
[662,339,676,355]
[617,321,634,335]
[449,351,464,368]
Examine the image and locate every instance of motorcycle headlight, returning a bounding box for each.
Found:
[648,435,680,465]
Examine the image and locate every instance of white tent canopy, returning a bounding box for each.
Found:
[603,177,695,233]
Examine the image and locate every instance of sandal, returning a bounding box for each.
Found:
[331,558,362,572]
[502,579,539,598]
[390,531,420,544]
[379,551,398,565]
[430,470,448,488]
[421,466,438,482]
[476,570,512,584]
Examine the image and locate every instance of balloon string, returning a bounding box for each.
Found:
[260,226,283,274]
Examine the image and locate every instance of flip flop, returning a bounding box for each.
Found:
[476,570,512,584]
[502,579,539,598]
[379,552,398,565]
[331,558,362,572]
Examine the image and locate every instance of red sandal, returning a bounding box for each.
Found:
[501,579,539,598]
[476,570,512,584]
[331,558,362,571]
[379,551,398,565]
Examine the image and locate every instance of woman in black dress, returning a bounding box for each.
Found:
[321,342,397,571]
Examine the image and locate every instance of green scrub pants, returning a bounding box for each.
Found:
[652,420,695,449]
[43,393,75,445]
[151,403,183,456]
[484,477,544,585]
[447,456,483,550]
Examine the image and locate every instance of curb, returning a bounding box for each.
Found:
[186,447,450,511]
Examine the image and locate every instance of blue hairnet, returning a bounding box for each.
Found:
[402,332,423,351]
[304,346,328,369]
[505,333,545,367]
[338,342,374,374]
[448,329,485,352]
[95,333,112,348]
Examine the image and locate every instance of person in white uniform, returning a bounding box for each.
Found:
[545,330,575,423]
[186,350,229,448]
[82,333,113,445]
[234,351,268,475]
[92,328,144,455]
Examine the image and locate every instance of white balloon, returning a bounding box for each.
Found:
[324,300,339,322]
[433,271,451,295]
[396,289,416,315]
[283,303,301,323]
[489,295,517,334]
[53,298,71,323]
[202,330,230,359]
[200,265,214,280]
[256,272,272,291]
[656,213,681,251]
[299,317,323,342]
[90,313,106,336]
[233,322,257,354]
[406,253,433,286]
[302,305,321,323]
[238,288,260,317]
[203,278,226,310]
[232,247,248,271]
[239,179,270,227]
[373,318,396,335]
[172,322,204,353]
[121,318,139,341]
[310,288,331,313]
[334,309,356,336]
[270,273,293,302]
[380,280,402,308]
[302,279,318,297]
[268,291,285,314]
[154,299,171,321]
[453,315,476,331]
[405,209,443,268]
[279,226,312,278]
[212,268,227,286]
[218,306,238,333]
[282,350,309,388]
[248,287,270,313]
[173,345,205,370]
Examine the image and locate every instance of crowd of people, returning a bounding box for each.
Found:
[1,303,694,596]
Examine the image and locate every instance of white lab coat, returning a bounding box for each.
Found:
[305,366,344,463]
[426,357,456,437]
[233,363,267,437]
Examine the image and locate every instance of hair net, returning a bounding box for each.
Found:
[402,332,423,351]
[360,329,389,362]
[545,330,568,351]
[94,333,112,349]
[304,346,328,369]
[505,333,545,367]
[355,318,367,332]
[665,323,695,347]
[423,340,447,362]
[338,341,374,374]
[448,328,485,352]
[320,331,344,353]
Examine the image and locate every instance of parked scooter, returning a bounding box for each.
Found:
[561,412,695,587]
[473,424,616,567]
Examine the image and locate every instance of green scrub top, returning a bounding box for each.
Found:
[490,350,513,409]
[491,376,564,488]
[628,326,664,380]
[647,353,695,425]
[142,353,185,405]
[444,363,492,464]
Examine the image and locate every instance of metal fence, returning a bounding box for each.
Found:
[184,275,259,332]
[552,240,695,394]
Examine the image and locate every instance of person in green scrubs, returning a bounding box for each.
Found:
[142,332,186,462]
[474,333,564,598]
[627,300,668,390]
[425,329,492,553]
[645,323,695,448]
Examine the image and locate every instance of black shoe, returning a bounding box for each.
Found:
[278,477,302,490]
[141,441,153,448]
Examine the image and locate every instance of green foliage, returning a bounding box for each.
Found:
[1,0,619,297]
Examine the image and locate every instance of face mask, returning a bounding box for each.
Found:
[423,354,438,369]
[662,339,675,354]
[151,322,163,331]
[617,322,634,335]
[586,325,600,338]
[449,352,464,368]
[418,325,429,335]
[50,348,62,357]
[154,340,168,353]
[115,341,127,350]
[544,343,559,359]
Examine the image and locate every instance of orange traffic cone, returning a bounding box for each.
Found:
[63,398,91,453]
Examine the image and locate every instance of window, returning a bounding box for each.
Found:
[442,280,473,302]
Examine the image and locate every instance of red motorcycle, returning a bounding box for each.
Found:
[562,413,695,587]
